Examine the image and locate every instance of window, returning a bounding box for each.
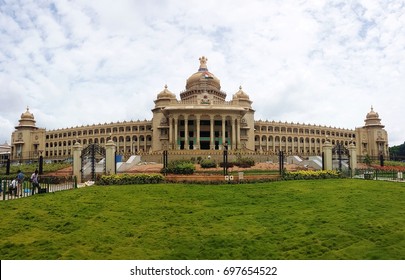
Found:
[200,131,210,137]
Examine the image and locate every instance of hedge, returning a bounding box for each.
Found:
[200,159,217,168]
[161,160,195,174]
[98,174,165,185]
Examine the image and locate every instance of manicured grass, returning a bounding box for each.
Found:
[0,179,404,260]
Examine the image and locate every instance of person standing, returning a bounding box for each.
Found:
[16,170,25,197]
[9,177,18,196]
[31,169,40,195]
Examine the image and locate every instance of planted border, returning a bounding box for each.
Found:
[98,174,164,185]
[283,170,342,180]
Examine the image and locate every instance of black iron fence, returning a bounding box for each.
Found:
[0,176,77,201]
[354,168,404,181]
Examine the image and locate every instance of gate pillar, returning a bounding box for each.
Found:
[322,139,333,170]
[105,139,116,175]
[348,142,357,176]
[72,141,83,183]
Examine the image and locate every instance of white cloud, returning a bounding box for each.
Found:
[0,0,404,146]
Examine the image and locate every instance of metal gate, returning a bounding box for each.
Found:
[332,143,350,172]
[81,143,106,182]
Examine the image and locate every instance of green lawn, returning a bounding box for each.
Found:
[0,179,404,260]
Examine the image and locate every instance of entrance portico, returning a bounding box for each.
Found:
[164,110,246,150]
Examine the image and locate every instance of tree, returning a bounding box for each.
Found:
[363,154,372,166]
[389,141,405,160]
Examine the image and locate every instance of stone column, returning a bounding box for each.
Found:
[196,114,200,150]
[236,118,241,149]
[105,139,116,175]
[348,142,357,176]
[184,115,189,150]
[210,115,215,149]
[322,139,333,170]
[168,116,173,150]
[222,116,226,149]
[174,116,179,150]
[231,117,236,150]
[72,141,83,184]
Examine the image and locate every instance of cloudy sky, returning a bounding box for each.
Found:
[1,0,404,146]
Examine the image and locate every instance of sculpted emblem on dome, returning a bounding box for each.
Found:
[201,94,210,104]
[199,56,208,69]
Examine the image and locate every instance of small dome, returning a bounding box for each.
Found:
[366,106,379,119]
[157,85,176,99]
[233,86,250,100]
[21,107,34,120]
[16,107,36,129]
[186,56,221,90]
[364,106,384,128]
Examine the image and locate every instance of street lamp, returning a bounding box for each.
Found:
[223,142,228,176]
[279,150,284,175]
[38,150,43,175]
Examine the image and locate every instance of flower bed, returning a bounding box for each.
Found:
[283,170,342,180]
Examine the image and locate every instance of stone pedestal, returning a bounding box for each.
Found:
[348,143,357,176]
[322,140,333,171]
[72,141,83,183]
[105,140,116,175]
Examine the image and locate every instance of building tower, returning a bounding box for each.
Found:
[355,106,389,158]
[11,107,45,162]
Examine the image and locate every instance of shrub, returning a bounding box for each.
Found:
[98,174,164,185]
[161,160,195,174]
[234,157,255,168]
[219,162,235,168]
[200,159,217,168]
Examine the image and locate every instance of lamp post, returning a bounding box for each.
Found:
[279,150,284,175]
[223,142,228,176]
[163,150,168,176]
[38,150,43,175]
[379,153,384,167]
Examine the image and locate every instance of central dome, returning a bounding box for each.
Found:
[185,56,221,90]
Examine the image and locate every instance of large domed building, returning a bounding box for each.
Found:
[152,56,254,151]
[10,57,389,162]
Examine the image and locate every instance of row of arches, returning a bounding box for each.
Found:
[255,125,355,138]
[46,124,152,139]
[44,135,153,158]
[254,136,355,155]
[255,136,355,144]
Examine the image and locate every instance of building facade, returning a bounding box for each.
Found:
[10,57,389,162]
[0,141,11,166]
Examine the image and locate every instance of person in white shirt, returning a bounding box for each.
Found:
[31,169,40,195]
[9,177,18,196]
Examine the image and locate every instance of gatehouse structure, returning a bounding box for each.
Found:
[10,57,389,162]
